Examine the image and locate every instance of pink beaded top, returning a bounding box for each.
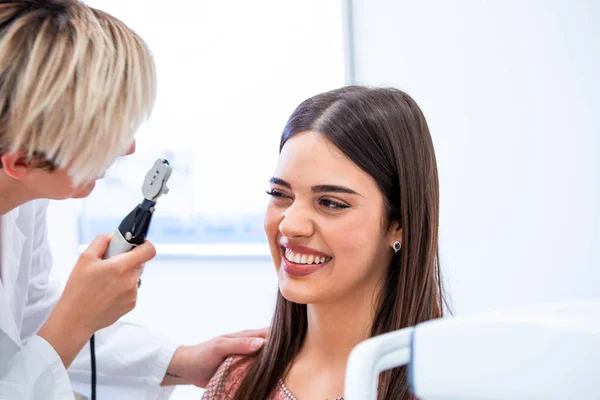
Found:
[201,356,344,400]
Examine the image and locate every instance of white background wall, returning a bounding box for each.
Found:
[350,0,600,315]
[47,1,599,399]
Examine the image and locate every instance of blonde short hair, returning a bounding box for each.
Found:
[0,0,156,184]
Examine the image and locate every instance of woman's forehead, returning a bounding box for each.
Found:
[275,131,377,192]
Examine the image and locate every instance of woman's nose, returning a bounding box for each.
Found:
[278,203,314,238]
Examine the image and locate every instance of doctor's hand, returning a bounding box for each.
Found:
[161,328,269,387]
[39,234,156,368]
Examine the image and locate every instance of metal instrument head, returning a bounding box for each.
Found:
[142,158,172,201]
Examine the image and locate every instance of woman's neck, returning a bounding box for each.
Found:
[0,173,35,215]
[283,279,383,399]
[301,272,384,367]
[302,290,377,366]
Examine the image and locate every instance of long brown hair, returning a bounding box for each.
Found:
[234,86,446,399]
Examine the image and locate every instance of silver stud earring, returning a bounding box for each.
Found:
[393,241,402,253]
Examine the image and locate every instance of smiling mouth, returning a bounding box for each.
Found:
[282,247,332,265]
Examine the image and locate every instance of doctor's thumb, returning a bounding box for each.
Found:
[83,234,113,258]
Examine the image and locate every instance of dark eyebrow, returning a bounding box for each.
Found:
[312,184,361,196]
[269,177,291,189]
[269,177,361,196]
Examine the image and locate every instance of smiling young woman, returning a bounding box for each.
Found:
[202,86,447,400]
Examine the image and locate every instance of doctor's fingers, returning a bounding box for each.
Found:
[214,335,266,355]
[135,263,144,287]
[111,241,156,272]
[119,270,141,305]
[83,234,113,258]
[222,328,270,340]
[132,263,145,278]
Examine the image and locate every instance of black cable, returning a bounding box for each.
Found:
[90,334,97,400]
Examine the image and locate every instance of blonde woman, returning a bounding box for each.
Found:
[0,1,265,399]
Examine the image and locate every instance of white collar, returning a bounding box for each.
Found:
[0,206,26,345]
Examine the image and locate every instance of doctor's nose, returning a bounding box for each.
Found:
[124,140,136,156]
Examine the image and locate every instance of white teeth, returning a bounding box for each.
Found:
[284,249,330,265]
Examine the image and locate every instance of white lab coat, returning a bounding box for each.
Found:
[0,199,179,399]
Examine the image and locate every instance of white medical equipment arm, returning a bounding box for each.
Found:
[344,328,414,400]
[344,301,600,400]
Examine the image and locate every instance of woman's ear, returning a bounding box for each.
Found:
[387,221,403,247]
[1,151,32,180]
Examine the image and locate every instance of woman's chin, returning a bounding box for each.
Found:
[278,280,316,305]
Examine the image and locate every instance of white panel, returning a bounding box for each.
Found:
[351,0,600,314]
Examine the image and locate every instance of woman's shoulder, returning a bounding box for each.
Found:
[201,355,254,400]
